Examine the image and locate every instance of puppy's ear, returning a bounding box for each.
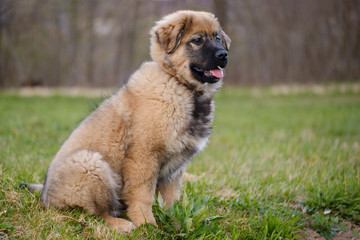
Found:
[153,13,190,54]
[220,29,231,51]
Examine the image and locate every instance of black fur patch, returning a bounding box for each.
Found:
[19,182,29,189]
[158,145,197,184]
[40,171,49,204]
[188,92,212,138]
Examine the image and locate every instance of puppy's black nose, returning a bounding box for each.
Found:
[215,50,228,60]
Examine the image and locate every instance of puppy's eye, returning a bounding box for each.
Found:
[191,38,203,45]
[215,36,221,42]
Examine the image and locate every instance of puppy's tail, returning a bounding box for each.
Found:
[19,183,44,193]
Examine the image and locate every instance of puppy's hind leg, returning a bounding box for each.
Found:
[40,150,135,233]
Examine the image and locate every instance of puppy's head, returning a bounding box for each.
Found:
[150,10,231,92]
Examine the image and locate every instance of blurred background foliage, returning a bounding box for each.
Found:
[0,0,359,88]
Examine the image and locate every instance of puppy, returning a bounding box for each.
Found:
[22,10,230,233]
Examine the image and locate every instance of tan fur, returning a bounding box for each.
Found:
[39,10,230,233]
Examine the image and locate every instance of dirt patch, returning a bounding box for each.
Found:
[303,228,325,239]
[182,172,203,182]
[333,220,360,240]
[302,220,360,240]
[269,83,360,96]
[6,87,115,97]
[215,188,238,200]
[287,203,360,239]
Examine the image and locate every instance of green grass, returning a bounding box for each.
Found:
[1,85,359,239]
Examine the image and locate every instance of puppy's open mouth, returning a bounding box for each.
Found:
[191,65,224,84]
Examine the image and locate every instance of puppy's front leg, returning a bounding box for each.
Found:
[156,169,184,207]
[122,157,158,227]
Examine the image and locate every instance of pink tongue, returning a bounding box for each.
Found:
[210,68,223,78]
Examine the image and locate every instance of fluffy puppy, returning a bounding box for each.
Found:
[23,10,230,233]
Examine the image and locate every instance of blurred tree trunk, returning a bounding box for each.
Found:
[113,1,124,85]
[1,1,26,87]
[127,0,139,71]
[337,0,360,80]
[114,0,139,85]
[67,0,79,86]
[85,0,97,85]
[0,0,4,87]
[213,0,228,31]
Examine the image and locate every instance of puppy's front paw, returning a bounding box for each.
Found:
[104,216,136,234]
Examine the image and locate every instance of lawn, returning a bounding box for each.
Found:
[0,85,359,239]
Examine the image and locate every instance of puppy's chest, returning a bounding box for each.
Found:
[174,92,214,153]
[187,93,214,138]
[158,93,214,183]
